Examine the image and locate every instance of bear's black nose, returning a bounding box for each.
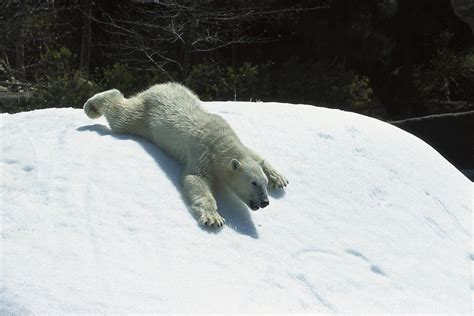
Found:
[249,200,260,210]
[260,200,269,208]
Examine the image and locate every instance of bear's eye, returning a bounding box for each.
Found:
[251,181,257,186]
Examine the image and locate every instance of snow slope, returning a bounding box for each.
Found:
[1,102,472,314]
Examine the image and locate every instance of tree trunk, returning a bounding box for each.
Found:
[15,27,25,79]
[15,0,26,81]
[80,0,92,77]
[182,17,197,83]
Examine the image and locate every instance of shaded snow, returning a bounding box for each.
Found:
[0,102,472,313]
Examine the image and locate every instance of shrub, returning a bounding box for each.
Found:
[102,63,135,94]
[258,58,374,109]
[187,62,259,101]
[221,62,258,101]
[186,63,223,100]
[35,47,101,108]
[310,59,373,109]
[415,49,474,102]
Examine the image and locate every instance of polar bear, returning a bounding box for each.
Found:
[83,82,288,227]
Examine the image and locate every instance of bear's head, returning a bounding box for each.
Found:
[226,158,269,210]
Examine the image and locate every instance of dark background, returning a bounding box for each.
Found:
[1,0,473,177]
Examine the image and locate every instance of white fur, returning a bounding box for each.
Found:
[83,82,288,227]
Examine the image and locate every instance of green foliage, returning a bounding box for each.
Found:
[40,47,74,76]
[187,62,259,101]
[36,47,101,108]
[32,48,373,111]
[38,70,102,108]
[186,63,223,100]
[259,59,374,109]
[221,63,258,101]
[148,70,177,87]
[415,49,474,102]
[102,63,178,95]
[310,60,373,109]
[102,63,135,94]
[343,75,374,109]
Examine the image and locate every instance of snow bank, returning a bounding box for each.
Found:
[0,102,472,313]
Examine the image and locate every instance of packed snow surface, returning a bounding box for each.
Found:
[1,102,472,313]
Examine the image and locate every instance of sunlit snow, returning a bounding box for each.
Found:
[1,102,472,313]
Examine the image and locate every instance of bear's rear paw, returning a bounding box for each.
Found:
[268,170,289,189]
[84,100,102,119]
[199,211,226,228]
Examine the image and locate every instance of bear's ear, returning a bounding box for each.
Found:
[230,159,242,172]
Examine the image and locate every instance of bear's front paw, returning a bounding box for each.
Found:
[199,210,226,228]
[192,199,225,228]
[267,170,289,189]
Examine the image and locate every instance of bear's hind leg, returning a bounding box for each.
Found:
[83,89,124,120]
[183,174,225,227]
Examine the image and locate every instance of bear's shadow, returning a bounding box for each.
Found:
[77,124,259,239]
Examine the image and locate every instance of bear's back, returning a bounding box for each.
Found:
[141,83,201,115]
[137,82,217,163]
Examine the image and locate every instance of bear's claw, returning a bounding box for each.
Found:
[268,171,289,189]
[199,211,225,228]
